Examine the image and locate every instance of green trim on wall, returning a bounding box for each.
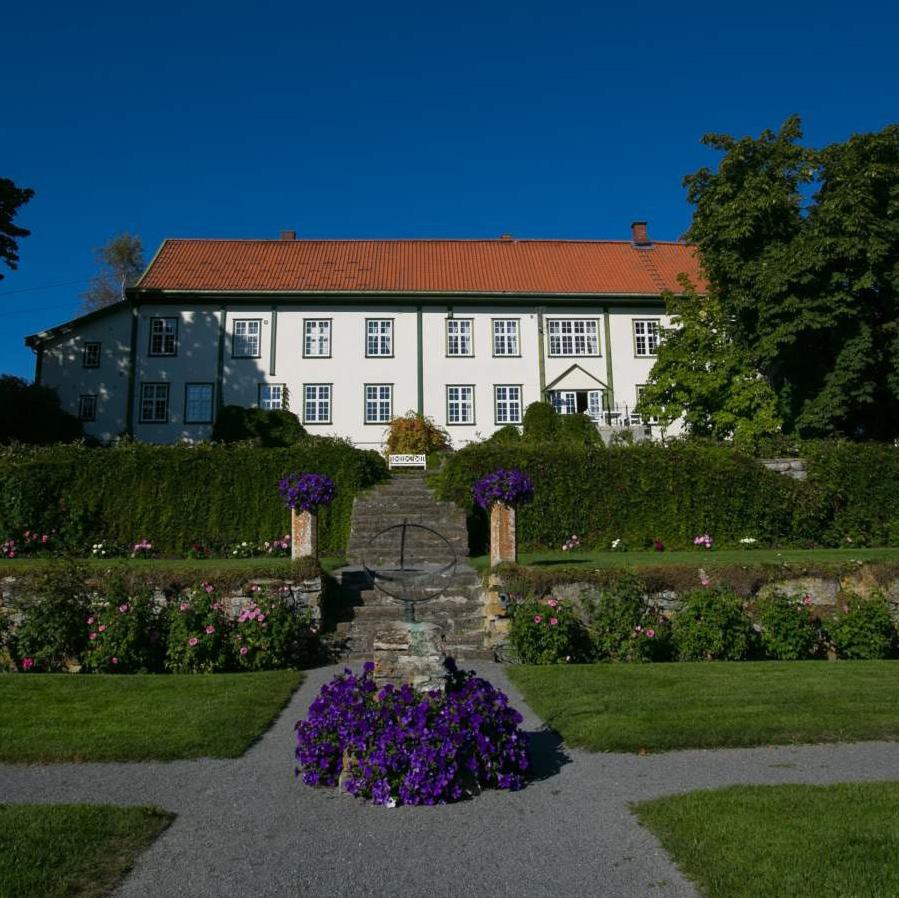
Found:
[603,308,615,407]
[537,307,546,396]
[215,306,226,410]
[417,306,424,414]
[125,302,139,435]
[269,306,277,376]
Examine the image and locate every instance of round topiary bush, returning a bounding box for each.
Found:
[522,401,558,442]
[294,660,529,805]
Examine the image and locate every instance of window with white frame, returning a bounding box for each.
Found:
[78,394,97,421]
[447,385,474,424]
[366,319,393,357]
[364,384,392,424]
[549,391,577,415]
[304,384,332,423]
[140,383,169,422]
[633,319,660,356]
[304,319,331,357]
[547,319,599,356]
[232,319,261,358]
[494,385,522,424]
[634,384,660,424]
[185,383,214,423]
[148,318,178,356]
[446,319,473,356]
[82,342,101,368]
[492,319,519,356]
[259,383,285,410]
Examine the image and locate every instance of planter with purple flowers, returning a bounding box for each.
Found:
[473,468,534,566]
[278,473,336,560]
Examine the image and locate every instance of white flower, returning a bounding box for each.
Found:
[385,797,397,808]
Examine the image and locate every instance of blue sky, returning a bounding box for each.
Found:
[3,0,898,379]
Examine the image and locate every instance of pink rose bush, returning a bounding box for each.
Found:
[508,596,588,664]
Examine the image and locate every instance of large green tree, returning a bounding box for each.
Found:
[0,177,34,282]
[637,278,782,450]
[643,117,899,441]
[82,232,145,312]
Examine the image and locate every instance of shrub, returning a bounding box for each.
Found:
[507,597,588,663]
[12,562,92,671]
[522,402,558,442]
[384,413,450,455]
[294,660,529,805]
[0,442,387,556]
[0,375,83,445]
[432,441,801,552]
[83,587,165,673]
[232,588,319,670]
[826,592,896,660]
[165,585,231,672]
[583,574,672,662]
[212,405,307,446]
[556,413,602,446]
[755,592,821,660]
[485,424,522,445]
[671,589,753,661]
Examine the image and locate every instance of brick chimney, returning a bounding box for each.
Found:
[631,221,650,246]
[280,230,296,241]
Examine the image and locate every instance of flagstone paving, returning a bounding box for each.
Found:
[3,663,899,898]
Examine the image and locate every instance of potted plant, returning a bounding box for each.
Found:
[473,468,534,566]
[278,473,336,559]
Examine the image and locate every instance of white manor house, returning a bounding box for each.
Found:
[25,223,701,448]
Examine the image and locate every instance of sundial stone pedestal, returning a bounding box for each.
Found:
[372,620,445,692]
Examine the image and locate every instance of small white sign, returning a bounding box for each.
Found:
[389,454,427,469]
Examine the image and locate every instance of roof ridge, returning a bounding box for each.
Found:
[159,236,694,246]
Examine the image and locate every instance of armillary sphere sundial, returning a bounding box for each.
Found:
[362,519,458,622]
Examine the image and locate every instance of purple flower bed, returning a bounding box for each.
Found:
[472,468,534,510]
[294,660,529,806]
[278,473,336,512]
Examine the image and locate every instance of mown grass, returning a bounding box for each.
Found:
[0,556,346,574]
[469,546,899,571]
[0,670,303,762]
[508,661,899,752]
[0,804,172,898]
[634,783,899,898]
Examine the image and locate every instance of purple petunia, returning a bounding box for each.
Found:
[472,469,534,510]
[278,473,336,512]
[294,661,529,806]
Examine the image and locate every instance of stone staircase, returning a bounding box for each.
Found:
[346,472,469,565]
[335,473,492,661]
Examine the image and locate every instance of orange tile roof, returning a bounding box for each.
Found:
[136,237,703,296]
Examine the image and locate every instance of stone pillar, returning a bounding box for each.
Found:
[490,502,517,567]
[291,508,318,559]
[372,621,445,692]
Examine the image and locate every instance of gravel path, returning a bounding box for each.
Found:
[3,663,899,898]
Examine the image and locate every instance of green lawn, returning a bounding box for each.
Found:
[469,546,899,571]
[0,671,303,763]
[0,804,172,898]
[634,783,899,898]
[0,556,346,574]
[508,661,899,752]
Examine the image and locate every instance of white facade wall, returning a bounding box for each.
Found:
[33,298,675,447]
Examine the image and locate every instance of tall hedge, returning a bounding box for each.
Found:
[0,442,387,556]
[433,440,899,551]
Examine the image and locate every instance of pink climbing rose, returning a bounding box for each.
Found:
[188,636,199,647]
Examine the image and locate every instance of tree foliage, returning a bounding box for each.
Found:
[647,117,899,441]
[637,278,782,451]
[212,405,307,446]
[82,232,145,312]
[0,375,83,444]
[0,177,34,281]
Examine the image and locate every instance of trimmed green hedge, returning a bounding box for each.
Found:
[432,441,899,552]
[0,442,387,556]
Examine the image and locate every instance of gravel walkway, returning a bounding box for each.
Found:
[3,663,899,898]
